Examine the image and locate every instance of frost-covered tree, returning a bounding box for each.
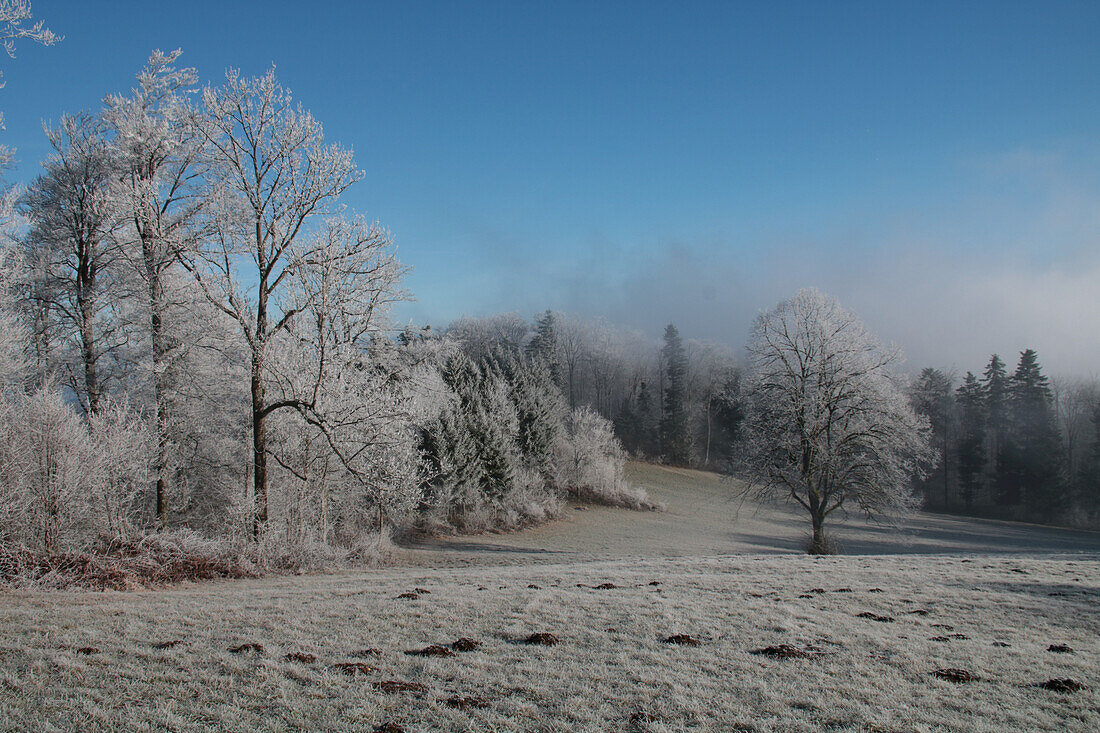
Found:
[20,113,128,414]
[909,367,953,508]
[446,312,529,362]
[0,1,60,133]
[103,49,206,525]
[184,68,364,538]
[738,289,934,553]
[526,309,563,388]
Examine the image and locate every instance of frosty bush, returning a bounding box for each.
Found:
[559,407,661,511]
[0,389,151,552]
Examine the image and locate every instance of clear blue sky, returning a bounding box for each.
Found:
[4,1,1100,373]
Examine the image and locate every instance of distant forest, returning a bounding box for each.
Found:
[506,310,1100,529]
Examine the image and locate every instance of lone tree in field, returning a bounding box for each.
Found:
[739,289,934,553]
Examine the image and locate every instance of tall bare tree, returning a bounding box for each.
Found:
[184,68,363,538]
[104,49,206,526]
[20,113,125,415]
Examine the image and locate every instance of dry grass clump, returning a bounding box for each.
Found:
[373,680,428,694]
[444,695,490,710]
[566,482,665,512]
[0,530,256,590]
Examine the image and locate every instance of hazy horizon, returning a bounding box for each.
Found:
[4,1,1098,375]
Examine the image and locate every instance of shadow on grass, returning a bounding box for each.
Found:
[403,539,571,556]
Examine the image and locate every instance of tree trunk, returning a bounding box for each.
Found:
[146,247,170,528]
[251,351,268,539]
[704,394,713,466]
[78,281,101,415]
[811,515,825,552]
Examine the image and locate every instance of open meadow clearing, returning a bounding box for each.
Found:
[2,464,1098,732]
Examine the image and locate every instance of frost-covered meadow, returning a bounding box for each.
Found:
[3,465,1097,733]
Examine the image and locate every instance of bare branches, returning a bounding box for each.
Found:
[738,289,934,549]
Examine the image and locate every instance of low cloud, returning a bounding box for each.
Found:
[399,143,1100,377]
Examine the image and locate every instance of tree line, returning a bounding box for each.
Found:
[909,351,1099,527]
[517,308,1099,531]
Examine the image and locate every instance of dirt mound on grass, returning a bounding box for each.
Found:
[451,637,482,652]
[1037,678,1084,693]
[405,645,455,657]
[931,668,980,683]
[663,634,701,646]
[750,644,822,659]
[524,633,559,646]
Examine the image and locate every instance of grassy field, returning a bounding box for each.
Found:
[2,464,1098,732]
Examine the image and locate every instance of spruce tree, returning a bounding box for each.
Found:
[526,310,564,390]
[955,372,986,511]
[982,354,1012,505]
[491,348,564,483]
[1077,402,1100,522]
[1007,349,1063,518]
[633,380,659,457]
[659,324,691,465]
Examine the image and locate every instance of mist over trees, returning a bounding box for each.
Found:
[907,349,1098,526]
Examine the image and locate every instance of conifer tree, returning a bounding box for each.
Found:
[982,354,1012,504]
[1006,349,1063,517]
[659,324,691,465]
[954,372,986,511]
[490,348,563,483]
[1078,402,1100,522]
[526,310,563,390]
[910,368,953,507]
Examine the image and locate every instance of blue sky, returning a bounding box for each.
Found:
[3,1,1100,373]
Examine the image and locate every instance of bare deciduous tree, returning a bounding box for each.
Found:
[184,67,399,539]
[738,288,934,553]
[104,49,206,526]
[20,113,127,414]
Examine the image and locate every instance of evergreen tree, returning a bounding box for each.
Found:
[1005,349,1063,517]
[1077,402,1100,523]
[954,372,986,511]
[659,324,691,465]
[471,368,520,502]
[526,310,564,390]
[982,354,1012,504]
[636,380,658,456]
[490,348,564,483]
[421,352,488,515]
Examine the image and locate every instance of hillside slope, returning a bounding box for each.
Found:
[403,462,1100,565]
